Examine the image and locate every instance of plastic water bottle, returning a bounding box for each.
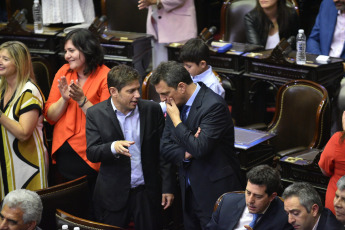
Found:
[296,29,306,65]
[73,227,80,230]
[32,0,43,33]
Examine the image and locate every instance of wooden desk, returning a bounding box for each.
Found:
[279,148,329,203]
[168,42,263,74]
[242,49,343,125]
[168,41,344,127]
[0,22,153,81]
[243,50,343,98]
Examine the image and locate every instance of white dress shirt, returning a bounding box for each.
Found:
[193,66,225,99]
[329,11,345,57]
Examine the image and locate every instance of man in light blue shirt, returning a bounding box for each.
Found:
[86,64,174,230]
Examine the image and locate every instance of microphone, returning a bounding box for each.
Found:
[88,15,108,35]
[94,15,107,29]
[198,26,217,43]
[286,36,296,50]
[12,9,28,26]
[280,36,295,55]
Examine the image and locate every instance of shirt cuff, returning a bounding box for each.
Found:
[111,141,120,158]
[160,101,167,113]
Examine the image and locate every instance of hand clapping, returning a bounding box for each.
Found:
[57,76,70,101]
[69,80,85,103]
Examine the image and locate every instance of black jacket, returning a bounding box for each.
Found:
[161,83,243,220]
[86,98,174,211]
[244,7,299,47]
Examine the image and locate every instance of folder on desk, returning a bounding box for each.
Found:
[235,127,275,150]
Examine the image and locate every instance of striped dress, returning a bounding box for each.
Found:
[0,80,48,200]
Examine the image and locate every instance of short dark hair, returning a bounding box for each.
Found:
[246,165,281,196]
[107,64,140,92]
[179,38,210,64]
[282,182,323,214]
[150,61,193,89]
[64,28,104,75]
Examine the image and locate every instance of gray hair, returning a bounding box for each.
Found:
[337,175,345,191]
[282,182,323,214]
[2,189,43,224]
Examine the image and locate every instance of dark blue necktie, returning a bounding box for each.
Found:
[181,105,190,123]
[181,105,191,187]
[249,213,262,228]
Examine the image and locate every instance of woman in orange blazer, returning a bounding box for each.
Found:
[44,29,110,191]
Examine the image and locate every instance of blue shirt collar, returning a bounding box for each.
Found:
[185,83,201,107]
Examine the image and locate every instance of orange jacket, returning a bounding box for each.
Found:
[44,64,110,171]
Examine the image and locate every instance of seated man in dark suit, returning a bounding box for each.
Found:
[334,175,345,228]
[283,182,343,230]
[206,164,293,230]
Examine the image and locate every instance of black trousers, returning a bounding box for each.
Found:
[183,186,211,230]
[94,186,161,230]
[55,141,98,220]
[55,141,98,184]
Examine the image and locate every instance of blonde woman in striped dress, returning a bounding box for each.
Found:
[0,41,48,200]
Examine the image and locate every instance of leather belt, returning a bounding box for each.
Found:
[130,185,145,193]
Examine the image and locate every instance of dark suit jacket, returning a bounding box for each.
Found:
[86,98,174,211]
[206,193,293,230]
[307,0,345,58]
[317,208,343,230]
[161,83,243,218]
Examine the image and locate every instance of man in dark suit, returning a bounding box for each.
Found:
[151,61,243,229]
[206,164,293,230]
[85,64,174,230]
[283,182,343,230]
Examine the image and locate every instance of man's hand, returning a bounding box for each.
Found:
[184,127,201,160]
[114,140,135,157]
[166,98,182,127]
[162,193,174,210]
[244,225,253,230]
[184,152,192,160]
[194,127,201,138]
